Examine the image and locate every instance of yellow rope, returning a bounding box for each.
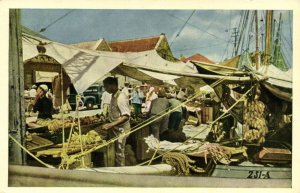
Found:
[59,94,86,169]
[76,95,86,167]
[66,86,206,161]
[138,82,256,166]
[147,143,160,166]
[162,152,197,176]
[59,76,229,164]
[9,134,55,168]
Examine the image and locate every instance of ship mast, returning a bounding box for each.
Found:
[255,10,260,70]
[264,10,273,66]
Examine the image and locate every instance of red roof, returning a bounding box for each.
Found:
[108,36,161,52]
[181,53,215,64]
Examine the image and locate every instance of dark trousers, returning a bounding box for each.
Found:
[149,115,169,140]
[132,103,142,116]
[168,111,182,130]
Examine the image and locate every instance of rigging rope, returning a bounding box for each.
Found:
[64,83,212,162]
[9,134,55,169]
[166,12,226,41]
[59,95,86,169]
[39,10,75,33]
[221,11,233,61]
[138,83,256,166]
[162,152,204,176]
[169,10,196,47]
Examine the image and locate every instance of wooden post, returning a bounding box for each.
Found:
[9,9,26,165]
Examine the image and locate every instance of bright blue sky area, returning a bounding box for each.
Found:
[21,9,292,64]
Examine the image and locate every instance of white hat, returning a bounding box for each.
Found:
[39,84,48,92]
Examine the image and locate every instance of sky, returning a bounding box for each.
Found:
[21,9,292,64]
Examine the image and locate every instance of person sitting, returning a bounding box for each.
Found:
[32,84,53,119]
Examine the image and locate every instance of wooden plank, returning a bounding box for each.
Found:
[103,143,115,167]
[26,135,54,151]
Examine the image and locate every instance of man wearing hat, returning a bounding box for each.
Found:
[32,84,53,119]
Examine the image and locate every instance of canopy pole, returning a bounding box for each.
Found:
[60,67,67,165]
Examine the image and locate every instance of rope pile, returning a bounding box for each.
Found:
[162,152,204,176]
[195,143,231,165]
[139,83,256,166]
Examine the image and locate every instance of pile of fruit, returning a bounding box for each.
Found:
[35,114,107,133]
[36,118,75,133]
[68,130,103,146]
[243,99,268,144]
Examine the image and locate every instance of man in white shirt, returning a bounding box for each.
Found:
[121,82,130,98]
[101,90,112,117]
[102,77,131,166]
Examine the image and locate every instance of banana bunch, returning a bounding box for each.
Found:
[36,119,52,126]
[68,130,103,146]
[48,119,63,133]
[80,114,106,125]
[243,99,268,144]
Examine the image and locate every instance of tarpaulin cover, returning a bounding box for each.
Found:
[22,33,205,93]
[23,34,124,93]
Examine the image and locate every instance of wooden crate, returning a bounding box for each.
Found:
[257,147,292,164]
[133,125,153,161]
[91,143,115,167]
[136,138,153,161]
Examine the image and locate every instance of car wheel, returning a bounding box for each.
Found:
[86,100,94,110]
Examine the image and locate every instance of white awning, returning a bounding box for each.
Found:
[22,33,205,93]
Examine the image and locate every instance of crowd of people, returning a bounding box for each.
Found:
[25,78,190,166]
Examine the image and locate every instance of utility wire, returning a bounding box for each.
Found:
[167,12,226,41]
[39,10,75,33]
[169,10,196,47]
[197,11,220,43]
[221,11,233,61]
[172,42,227,53]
